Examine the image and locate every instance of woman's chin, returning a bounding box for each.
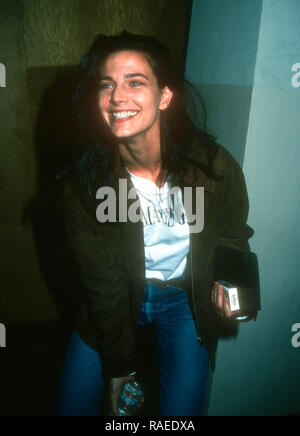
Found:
[111,128,140,140]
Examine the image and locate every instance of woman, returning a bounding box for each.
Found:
[56,31,254,416]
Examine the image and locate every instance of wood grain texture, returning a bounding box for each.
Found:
[23,0,190,67]
[23,0,82,66]
[0,0,34,226]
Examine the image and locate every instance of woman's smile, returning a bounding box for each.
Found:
[111,110,140,123]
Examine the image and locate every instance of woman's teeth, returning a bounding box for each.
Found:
[112,111,138,120]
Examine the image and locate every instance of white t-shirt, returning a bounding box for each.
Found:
[126,168,190,281]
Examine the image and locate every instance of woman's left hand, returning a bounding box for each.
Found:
[211,281,233,318]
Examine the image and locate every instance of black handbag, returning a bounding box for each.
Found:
[213,246,261,321]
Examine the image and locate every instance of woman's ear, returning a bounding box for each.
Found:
[159,86,174,110]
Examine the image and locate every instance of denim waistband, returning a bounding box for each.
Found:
[145,277,187,302]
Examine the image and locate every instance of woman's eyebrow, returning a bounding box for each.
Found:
[125,73,150,81]
[99,73,150,81]
[99,75,114,81]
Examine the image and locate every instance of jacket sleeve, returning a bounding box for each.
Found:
[61,182,138,379]
[216,149,254,251]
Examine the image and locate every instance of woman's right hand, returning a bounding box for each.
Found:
[109,375,135,416]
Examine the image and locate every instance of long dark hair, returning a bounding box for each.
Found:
[67,31,219,209]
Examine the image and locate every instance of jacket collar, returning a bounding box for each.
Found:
[182,142,219,193]
[182,164,216,193]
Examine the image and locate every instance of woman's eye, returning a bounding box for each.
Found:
[99,83,113,90]
[130,81,144,87]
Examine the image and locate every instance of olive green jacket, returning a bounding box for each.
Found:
[62,142,254,379]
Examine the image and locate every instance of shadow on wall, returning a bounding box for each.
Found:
[23,66,82,328]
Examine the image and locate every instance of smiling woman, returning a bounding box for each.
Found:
[55,31,254,417]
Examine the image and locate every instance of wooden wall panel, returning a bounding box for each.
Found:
[0,0,33,226]
[0,0,58,324]
[23,0,191,68]
[23,0,167,67]
[23,0,84,67]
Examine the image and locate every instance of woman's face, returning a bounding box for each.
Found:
[98,50,173,141]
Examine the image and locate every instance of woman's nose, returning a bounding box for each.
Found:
[110,85,128,104]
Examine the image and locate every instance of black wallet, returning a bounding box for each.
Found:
[213,246,261,321]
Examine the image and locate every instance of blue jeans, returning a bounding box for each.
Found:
[56,280,210,416]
